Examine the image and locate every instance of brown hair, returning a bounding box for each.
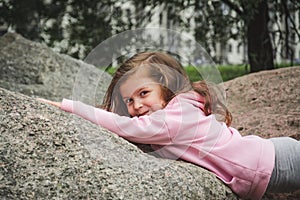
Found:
[101,51,232,126]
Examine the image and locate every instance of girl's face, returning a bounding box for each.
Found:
[119,74,166,117]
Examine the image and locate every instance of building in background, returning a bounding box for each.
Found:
[139,2,300,65]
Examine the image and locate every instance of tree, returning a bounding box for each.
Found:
[205,0,273,72]
[64,0,112,59]
[0,0,112,59]
[193,0,234,63]
[242,0,274,72]
[219,0,299,72]
[269,0,300,65]
[0,0,47,40]
[1,0,299,70]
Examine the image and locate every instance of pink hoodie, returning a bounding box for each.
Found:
[61,91,275,200]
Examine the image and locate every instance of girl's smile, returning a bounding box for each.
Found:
[120,76,166,117]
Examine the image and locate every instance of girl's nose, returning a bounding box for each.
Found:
[133,99,143,110]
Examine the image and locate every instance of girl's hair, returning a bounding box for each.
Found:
[101,51,232,126]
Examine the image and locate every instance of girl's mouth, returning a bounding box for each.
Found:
[138,110,150,117]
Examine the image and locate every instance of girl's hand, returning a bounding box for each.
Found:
[37,98,62,108]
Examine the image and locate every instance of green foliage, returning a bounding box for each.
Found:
[185,65,249,82]
[0,0,47,40]
[275,62,298,68]
[185,64,298,82]
[65,1,112,58]
[105,66,116,75]
[217,65,249,82]
[184,66,203,82]
[106,65,250,83]
[0,0,299,69]
[0,0,112,59]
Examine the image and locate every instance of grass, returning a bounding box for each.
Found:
[183,65,249,82]
[105,67,116,75]
[184,63,298,82]
[215,65,249,82]
[105,64,297,83]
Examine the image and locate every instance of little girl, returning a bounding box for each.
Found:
[40,52,300,200]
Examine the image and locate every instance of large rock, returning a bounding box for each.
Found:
[0,32,110,103]
[0,88,235,199]
[223,66,300,140]
[0,33,236,199]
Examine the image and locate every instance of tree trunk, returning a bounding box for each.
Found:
[247,1,274,73]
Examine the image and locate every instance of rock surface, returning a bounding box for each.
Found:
[0,87,235,199]
[0,32,110,104]
[223,66,300,140]
[0,33,236,199]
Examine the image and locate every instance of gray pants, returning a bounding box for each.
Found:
[266,137,300,193]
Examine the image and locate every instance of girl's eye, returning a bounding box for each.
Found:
[125,98,133,104]
[140,91,149,97]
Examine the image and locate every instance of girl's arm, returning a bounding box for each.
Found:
[39,98,173,145]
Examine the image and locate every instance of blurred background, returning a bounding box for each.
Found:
[0,0,299,75]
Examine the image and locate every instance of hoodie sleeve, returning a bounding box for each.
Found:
[61,98,175,145]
